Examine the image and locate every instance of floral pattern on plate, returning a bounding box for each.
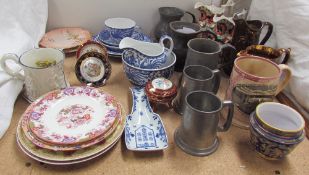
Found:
[57,104,94,129]
[39,27,92,49]
[16,108,125,164]
[27,86,121,145]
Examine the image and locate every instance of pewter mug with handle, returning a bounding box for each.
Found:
[173,65,221,115]
[0,48,69,102]
[174,91,234,156]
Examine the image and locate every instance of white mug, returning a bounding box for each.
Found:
[0,48,69,102]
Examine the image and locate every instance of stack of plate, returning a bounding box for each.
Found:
[93,27,152,58]
[39,27,92,55]
[16,86,125,165]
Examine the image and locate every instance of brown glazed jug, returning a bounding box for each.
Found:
[222,18,273,75]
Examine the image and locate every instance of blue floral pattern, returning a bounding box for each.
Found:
[125,87,168,151]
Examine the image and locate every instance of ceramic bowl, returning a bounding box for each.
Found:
[255,102,305,137]
[104,18,136,45]
[249,111,305,160]
[145,77,177,104]
[122,49,176,86]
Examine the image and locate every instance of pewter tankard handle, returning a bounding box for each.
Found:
[212,69,221,94]
[218,101,234,132]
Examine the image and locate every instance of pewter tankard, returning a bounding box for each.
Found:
[174,91,234,156]
[173,65,220,115]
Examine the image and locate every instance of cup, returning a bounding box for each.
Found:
[249,102,305,160]
[104,18,136,44]
[226,56,292,115]
[174,91,234,156]
[173,65,221,115]
[0,48,69,102]
[184,38,236,70]
[238,45,291,65]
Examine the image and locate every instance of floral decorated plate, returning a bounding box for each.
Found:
[26,86,120,145]
[16,109,125,164]
[39,27,92,50]
[75,52,112,87]
[21,102,122,151]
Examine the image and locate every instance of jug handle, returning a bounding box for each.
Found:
[218,44,237,68]
[275,64,292,95]
[259,22,273,45]
[184,11,196,23]
[212,69,221,94]
[278,48,291,64]
[218,101,234,132]
[159,35,174,57]
[0,53,25,80]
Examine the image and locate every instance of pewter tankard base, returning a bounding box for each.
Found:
[174,128,219,156]
[174,91,234,156]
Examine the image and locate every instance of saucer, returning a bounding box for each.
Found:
[98,27,152,47]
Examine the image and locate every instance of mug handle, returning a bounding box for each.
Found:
[0,53,25,80]
[218,101,234,132]
[275,64,292,95]
[159,35,174,57]
[212,69,221,94]
[259,22,273,45]
[278,48,291,64]
[184,11,197,23]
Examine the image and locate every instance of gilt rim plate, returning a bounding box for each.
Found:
[26,86,120,145]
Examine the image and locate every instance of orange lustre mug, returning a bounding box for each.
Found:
[226,56,291,114]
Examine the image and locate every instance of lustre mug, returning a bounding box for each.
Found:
[173,65,220,115]
[226,56,292,115]
[0,48,69,102]
[237,45,291,64]
[174,91,234,156]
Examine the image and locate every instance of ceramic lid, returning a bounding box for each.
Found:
[145,77,177,99]
[75,52,111,87]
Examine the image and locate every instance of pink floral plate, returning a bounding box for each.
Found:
[26,86,121,145]
[39,27,92,50]
[16,109,125,164]
[21,104,122,151]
